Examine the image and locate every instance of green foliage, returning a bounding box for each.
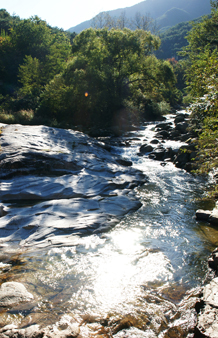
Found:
[183,1,218,194]
[156,20,193,60]
[0,14,71,109]
[38,28,179,130]
[0,109,35,124]
[185,48,218,98]
[0,9,20,33]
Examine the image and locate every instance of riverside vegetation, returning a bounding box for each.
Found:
[0,0,218,193]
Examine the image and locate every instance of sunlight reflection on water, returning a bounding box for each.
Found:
[34,227,174,316]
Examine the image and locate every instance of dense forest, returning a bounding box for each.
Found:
[0,1,218,193]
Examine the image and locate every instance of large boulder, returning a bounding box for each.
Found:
[173,144,197,171]
[0,124,147,251]
[196,203,218,226]
[0,282,33,307]
[196,209,211,222]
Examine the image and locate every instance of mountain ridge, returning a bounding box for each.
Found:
[67,0,211,33]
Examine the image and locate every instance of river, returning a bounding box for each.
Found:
[1,112,218,336]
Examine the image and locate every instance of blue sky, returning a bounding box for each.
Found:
[2,0,142,30]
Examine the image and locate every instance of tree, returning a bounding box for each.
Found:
[181,0,218,186]
[0,16,71,108]
[116,11,130,29]
[130,12,159,34]
[0,9,20,33]
[182,0,218,97]
[38,27,180,130]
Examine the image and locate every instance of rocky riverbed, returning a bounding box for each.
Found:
[0,113,218,337]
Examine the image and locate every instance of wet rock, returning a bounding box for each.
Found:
[149,148,166,161]
[203,277,218,307]
[197,304,218,338]
[173,144,197,171]
[196,210,211,222]
[116,158,132,166]
[179,133,194,142]
[0,322,80,338]
[174,151,190,167]
[196,278,218,338]
[0,204,8,217]
[195,205,218,225]
[148,147,175,162]
[0,194,142,250]
[161,310,197,338]
[156,130,170,139]
[208,248,218,271]
[155,122,173,131]
[113,327,157,337]
[160,287,201,338]
[140,144,154,154]
[150,139,159,144]
[0,124,147,251]
[174,113,188,124]
[0,282,33,307]
[175,122,189,134]
[168,129,181,140]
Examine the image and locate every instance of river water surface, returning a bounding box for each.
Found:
[1,113,218,336]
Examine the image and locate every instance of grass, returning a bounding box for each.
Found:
[0,109,36,124]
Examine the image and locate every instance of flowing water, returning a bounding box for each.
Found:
[1,113,218,336]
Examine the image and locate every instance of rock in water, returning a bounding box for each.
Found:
[0,282,33,307]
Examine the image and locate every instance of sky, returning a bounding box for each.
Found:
[1,0,143,30]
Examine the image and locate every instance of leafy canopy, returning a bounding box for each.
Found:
[0,15,71,107]
[38,27,178,130]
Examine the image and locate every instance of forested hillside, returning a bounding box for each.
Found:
[156,18,202,60]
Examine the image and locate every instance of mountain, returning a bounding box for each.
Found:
[157,8,191,32]
[67,0,211,33]
[155,15,205,60]
[155,20,193,59]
